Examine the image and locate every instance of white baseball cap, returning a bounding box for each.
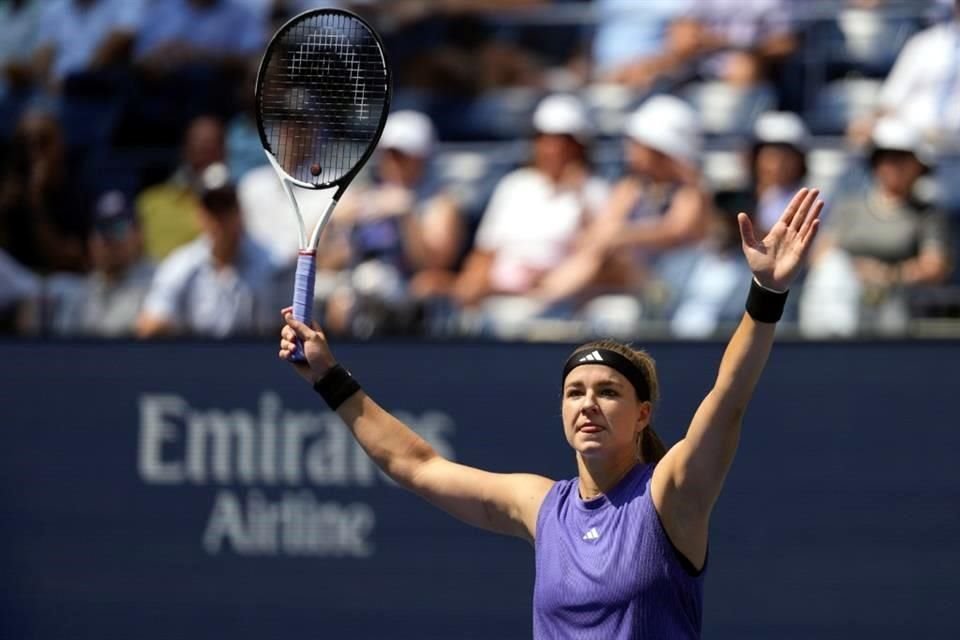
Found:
[532,94,592,142]
[871,117,934,167]
[379,110,436,158]
[625,95,702,167]
[753,111,810,151]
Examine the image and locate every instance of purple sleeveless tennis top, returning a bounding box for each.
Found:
[533,463,705,639]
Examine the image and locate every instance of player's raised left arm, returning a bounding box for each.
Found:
[652,188,823,562]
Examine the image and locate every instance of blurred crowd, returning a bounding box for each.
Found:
[0,0,958,340]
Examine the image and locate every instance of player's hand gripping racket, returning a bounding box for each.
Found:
[255,8,391,360]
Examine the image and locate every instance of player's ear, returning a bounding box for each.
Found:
[636,401,651,428]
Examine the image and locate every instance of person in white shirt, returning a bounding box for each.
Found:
[447,94,609,335]
[533,94,711,336]
[849,0,960,151]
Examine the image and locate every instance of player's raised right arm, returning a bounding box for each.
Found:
[279,312,553,543]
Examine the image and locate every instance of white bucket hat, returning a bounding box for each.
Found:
[870,117,934,168]
[625,95,702,167]
[380,110,436,158]
[532,94,593,143]
[753,111,810,151]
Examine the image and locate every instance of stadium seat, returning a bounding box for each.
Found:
[60,96,121,150]
[0,91,30,142]
[934,156,960,213]
[434,143,522,220]
[583,84,646,138]
[702,148,749,192]
[431,88,544,141]
[835,8,919,77]
[78,147,178,201]
[804,77,883,135]
[807,145,854,197]
[683,82,776,137]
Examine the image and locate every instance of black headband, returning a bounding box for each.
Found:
[562,348,650,402]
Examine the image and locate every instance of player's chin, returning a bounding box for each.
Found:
[574,438,609,457]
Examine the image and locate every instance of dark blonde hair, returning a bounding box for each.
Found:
[567,339,667,464]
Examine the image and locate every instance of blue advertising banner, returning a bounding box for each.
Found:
[1,340,958,639]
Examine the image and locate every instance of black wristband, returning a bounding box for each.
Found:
[312,364,362,410]
[745,278,789,323]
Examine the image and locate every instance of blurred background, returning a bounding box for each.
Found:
[2,2,960,639]
[1,0,959,341]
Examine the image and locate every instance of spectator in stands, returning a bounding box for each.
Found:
[232,0,312,21]
[136,114,226,260]
[662,208,754,338]
[596,0,796,90]
[32,0,145,91]
[0,248,39,334]
[593,0,696,88]
[0,108,90,272]
[801,118,953,336]
[237,169,337,272]
[533,95,710,334]
[848,0,960,151]
[129,0,264,139]
[0,0,42,98]
[320,110,465,336]
[137,163,277,338]
[135,0,264,73]
[685,0,798,88]
[444,94,608,335]
[53,190,154,337]
[369,0,548,96]
[717,111,809,236]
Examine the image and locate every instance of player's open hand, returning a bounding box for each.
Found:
[738,187,824,292]
[279,308,338,384]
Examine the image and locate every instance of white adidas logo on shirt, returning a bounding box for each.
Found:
[578,350,604,363]
[582,527,601,541]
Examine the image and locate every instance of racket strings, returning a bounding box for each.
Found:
[259,12,389,186]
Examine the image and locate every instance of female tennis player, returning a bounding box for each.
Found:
[279,187,823,638]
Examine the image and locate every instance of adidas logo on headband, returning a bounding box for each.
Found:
[578,350,604,363]
[563,348,650,401]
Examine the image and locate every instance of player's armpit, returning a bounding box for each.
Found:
[409,457,554,543]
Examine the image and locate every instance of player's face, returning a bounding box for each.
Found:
[561,365,650,461]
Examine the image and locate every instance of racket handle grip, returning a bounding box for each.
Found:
[290,250,317,362]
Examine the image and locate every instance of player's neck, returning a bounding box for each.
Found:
[576,454,639,501]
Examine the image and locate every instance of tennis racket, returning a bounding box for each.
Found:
[255,8,391,360]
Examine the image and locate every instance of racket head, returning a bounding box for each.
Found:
[255,8,392,190]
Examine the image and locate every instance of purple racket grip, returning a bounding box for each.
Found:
[289,250,317,362]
